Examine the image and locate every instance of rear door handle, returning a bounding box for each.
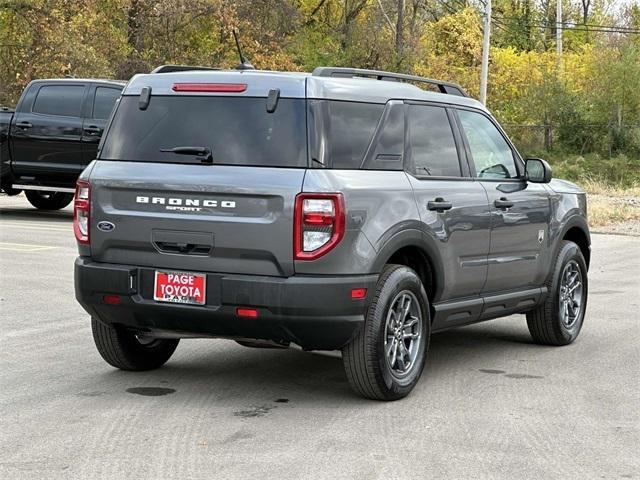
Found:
[16,121,32,129]
[427,197,453,212]
[83,125,102,135]
[494,197,514,210]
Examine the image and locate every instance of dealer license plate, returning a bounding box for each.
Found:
[154,270,206,305]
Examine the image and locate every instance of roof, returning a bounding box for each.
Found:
[123,69,485,111]
[31,78,127,87]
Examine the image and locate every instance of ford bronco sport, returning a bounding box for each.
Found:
[74,66,590,400]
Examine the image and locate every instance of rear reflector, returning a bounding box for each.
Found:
[351,288,367,299]
[172,83,247,93]
[236,308,258,318]
[102,295,121,305]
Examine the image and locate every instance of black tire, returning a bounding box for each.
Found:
[342,265,430,401]
[91,317,179,371]
[527,240,588,346]
[25,190,74,210]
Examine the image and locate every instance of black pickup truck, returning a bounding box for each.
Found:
[1,78,124,209]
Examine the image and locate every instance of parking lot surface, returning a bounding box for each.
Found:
[1,194,638,480]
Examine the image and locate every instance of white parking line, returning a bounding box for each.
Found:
[0,221,70,232]
[0,242,57,252]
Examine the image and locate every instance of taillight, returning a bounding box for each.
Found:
[74,180,91,244]
[294,193,345,260]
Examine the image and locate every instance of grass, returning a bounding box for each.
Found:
[587,195,640,228]
[526,151,640,188]
[529,153,640,230]
[581,181,640,228]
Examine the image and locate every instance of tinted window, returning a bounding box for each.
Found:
[408,105,460,177]
[100,96,307,167]
[326,101,384,168]
[361,101,404,171]
[458,109,518,179]
[32,85,84,117]
[93,87,121,119]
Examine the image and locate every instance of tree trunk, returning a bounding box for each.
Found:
[581,0,591,25]
[128,0,143,53]
[395,0,405,59]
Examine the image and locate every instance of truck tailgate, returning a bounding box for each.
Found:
[89,161,304,276]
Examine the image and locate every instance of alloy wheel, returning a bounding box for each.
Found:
[383,290,423,377]
[559,260,583,328]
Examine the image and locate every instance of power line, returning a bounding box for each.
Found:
[432,1,640,35]
[493,14,640,35]
[561,20,640,32]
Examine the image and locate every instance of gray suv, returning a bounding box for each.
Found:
[74,66,590,400]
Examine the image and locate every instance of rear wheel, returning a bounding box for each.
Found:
[527,240,588,345]
[91,318,179,371]
[342,265,430,401]
[25,190,74,210]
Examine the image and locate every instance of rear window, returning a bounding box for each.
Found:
[100,96,307,167]
[407,105,461,177]
[92,87,121,120]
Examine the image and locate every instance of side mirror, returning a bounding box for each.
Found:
[525,158,552,183]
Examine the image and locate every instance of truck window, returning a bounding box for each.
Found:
[92,87,121,120]
[325,101,384,169]
[100,96,307,167]
[32,85,84,117]
[407,105,461,177]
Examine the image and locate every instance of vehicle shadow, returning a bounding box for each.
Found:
[95,319,542,403]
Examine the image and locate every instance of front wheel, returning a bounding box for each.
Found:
[342,265,430,401]
[91,318,179,371]
[527,240,588,346]
[25,190,74,210]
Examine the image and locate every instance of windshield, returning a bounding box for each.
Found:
[100,96,308,167]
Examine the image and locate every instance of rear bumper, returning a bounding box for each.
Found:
[74,257,377,350]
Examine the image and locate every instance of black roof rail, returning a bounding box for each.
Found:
[311,67,469,97]
[151,65,221,74]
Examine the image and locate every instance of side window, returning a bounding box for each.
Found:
[32,85,84,117]
[457,109,518,179]
[407,105,461,177]
[92,87,121,120]
[326,101,384,168]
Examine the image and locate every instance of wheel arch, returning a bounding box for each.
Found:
[558,216,591,269]
[371,229,445,306]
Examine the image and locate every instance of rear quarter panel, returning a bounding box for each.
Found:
[296,170,419,275]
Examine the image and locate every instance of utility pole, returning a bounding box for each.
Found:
[556,0,563,74]
[480,0,491,105]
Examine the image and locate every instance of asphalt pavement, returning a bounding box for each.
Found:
[1,193,638,480]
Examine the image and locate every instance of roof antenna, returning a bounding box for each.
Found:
[232,30,255,71]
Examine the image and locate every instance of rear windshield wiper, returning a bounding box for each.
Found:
[159,146,213,164]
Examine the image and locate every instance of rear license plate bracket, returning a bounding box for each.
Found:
[153,270,206,305]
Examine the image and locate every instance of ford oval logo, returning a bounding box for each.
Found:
[97,221,115,232]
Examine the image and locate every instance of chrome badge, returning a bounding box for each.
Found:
[97,221,116,232]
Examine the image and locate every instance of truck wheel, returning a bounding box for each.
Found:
[91,317,179,371]
[527,240,588,346]
[25,190,74,210]
[342,265,430,401]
